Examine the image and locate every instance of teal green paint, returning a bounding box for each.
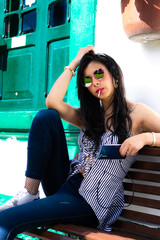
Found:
[0,2,4,36]
[0,0,97,136]
[70,0,97,59]
[0,36,6,46]
[67,0,97,107]
[0,111,37,130]
[0,1,70,132]
[47,38,70,97]
[0,194,12,205]
[16,234,38,240]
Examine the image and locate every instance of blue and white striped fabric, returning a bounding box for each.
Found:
[69,130,137,231]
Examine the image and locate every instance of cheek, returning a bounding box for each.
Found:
[87,86,95,96]
[104,78,114,90]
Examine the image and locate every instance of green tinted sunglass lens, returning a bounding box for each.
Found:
[84,77,92,87]
[94,69,104,79]
[94,73,104,79]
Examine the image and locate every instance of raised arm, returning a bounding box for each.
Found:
[46,45,94,128]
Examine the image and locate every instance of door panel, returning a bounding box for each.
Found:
[47,38,69,102]
[3,49,34,100]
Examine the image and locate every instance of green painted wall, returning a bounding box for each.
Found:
[0,0,97,142]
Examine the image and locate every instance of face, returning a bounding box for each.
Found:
[83,61,115,105]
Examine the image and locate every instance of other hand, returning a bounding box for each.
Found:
[119,134,146,157]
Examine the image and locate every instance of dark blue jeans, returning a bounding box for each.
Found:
[0,109,98,240]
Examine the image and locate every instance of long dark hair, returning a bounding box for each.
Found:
[77,51,132,148]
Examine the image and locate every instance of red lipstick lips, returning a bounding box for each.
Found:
[96,88,104,97]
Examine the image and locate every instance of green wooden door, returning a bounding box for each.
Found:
[0,0,97,139]
[0,0,70,134]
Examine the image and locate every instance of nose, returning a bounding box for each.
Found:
[92,77,100,86]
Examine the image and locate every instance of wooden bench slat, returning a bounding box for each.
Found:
[121,209,160,225]
[139,146,160,156]
[24,229,73,240]
[53,224,148,240]
[124,195,160,209]
[124,182,160,195]
[131,161,160,171]
[21,147,160,240]
[126,171,160,183]
[114,220,160,239]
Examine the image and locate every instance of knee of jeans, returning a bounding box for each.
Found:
[34,109,60,125]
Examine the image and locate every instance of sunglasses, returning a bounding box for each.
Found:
[83,68,105,88]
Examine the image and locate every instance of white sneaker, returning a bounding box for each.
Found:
[0,188,40,212]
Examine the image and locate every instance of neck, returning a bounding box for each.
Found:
[101,98,114,116]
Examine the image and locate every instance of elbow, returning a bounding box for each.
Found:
[46,95,58,110]
[46,100,49,109]
[46,96,52,109]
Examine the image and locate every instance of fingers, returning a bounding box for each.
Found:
[74,45,95,68]
[79,45,95,56]
[120,147,134,157]
[119,145,129,157]
[119,136,142,157]
[87,45,95,51]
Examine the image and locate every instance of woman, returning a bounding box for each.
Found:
[0,46,160,239]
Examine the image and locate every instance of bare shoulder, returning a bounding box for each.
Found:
[133,102,159,116]
[128,102,155,115]
[129,102,160,133]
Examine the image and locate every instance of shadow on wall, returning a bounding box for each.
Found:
[121,0,160,29]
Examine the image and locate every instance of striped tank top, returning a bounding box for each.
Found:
[69,130,137,231]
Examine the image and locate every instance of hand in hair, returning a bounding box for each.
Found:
[73,45,95,69]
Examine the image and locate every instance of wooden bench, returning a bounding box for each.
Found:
[16,146,160,240]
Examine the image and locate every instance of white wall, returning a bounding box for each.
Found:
[95,0,160,114]
[0,138,27,196]
[0,138,45,198]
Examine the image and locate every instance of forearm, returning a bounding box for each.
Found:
[46,59,78,109]
[120,132,160,157]
[143,132,160,147]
